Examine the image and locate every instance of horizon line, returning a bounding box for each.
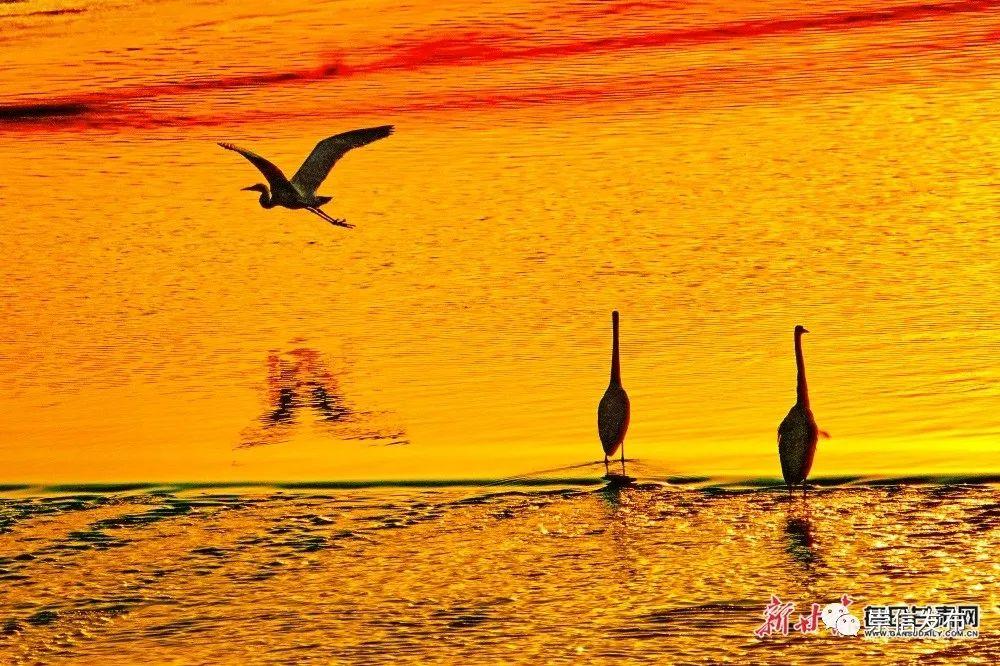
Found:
[1,473,999,494]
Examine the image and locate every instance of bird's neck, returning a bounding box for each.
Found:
[795,332,809,407]
[259,190,274,209]
[610,315,621,387]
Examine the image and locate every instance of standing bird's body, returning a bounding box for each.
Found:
[218,125,394,229]
[778,325,823,495]
[598,311,630,475]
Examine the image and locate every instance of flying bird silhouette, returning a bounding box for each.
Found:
[777,325,829,497]
[218,125,394,229]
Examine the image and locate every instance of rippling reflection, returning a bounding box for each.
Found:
[239,347,407,448]
[784,512,818,569]
[0,482,995,663]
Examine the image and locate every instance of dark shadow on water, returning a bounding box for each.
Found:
[598,481,626,510]
[3,473,999,498]
[683,473,1000,492]
[860,473,1000,486]
[0,102,89,122]
[784,513,820,569]
[238,347,406,448]
[612,601,761,639]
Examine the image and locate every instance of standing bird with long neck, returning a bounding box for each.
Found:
[598,311,631,476]
[777,325,827,496]
[218,125,393,229]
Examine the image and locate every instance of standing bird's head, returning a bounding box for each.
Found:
[795,325,809,335]
[241,183,272,208]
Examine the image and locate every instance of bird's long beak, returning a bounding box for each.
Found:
[241,186,257,191]
[802,328,810,334]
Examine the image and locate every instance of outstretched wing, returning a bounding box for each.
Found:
[290,125,394,195]
[218,142,292,192]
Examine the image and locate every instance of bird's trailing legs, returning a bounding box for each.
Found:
[306,207,354,229]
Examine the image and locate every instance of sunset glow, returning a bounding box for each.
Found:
[1,0,997,482]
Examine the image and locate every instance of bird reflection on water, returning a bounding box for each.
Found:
[784,512,818,569]
[597,483,656,584]
[239,347,406,448]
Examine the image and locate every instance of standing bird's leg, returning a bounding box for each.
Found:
[604,456,609,476]
[306,207,354,229]
[620,442,626,476]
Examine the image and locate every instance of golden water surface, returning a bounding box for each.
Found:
[0,483,997,663]
[3,4,999,663]
[1,0,998,482]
